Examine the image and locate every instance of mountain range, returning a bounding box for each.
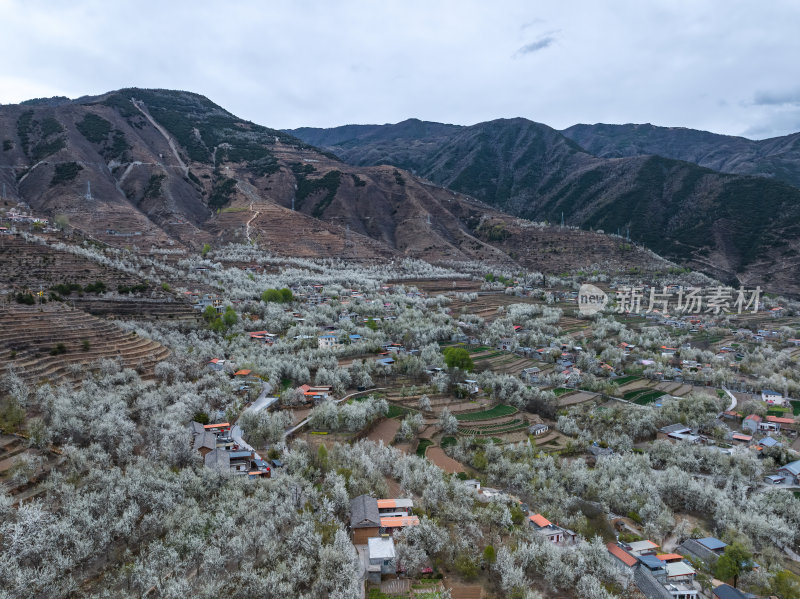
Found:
[1,89,798,295]
[0,89,661,278]
[290,118,800,295]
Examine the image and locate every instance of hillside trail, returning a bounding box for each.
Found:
[235,178,265,242]
[131,99,189,178]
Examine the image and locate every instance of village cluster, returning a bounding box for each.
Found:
[1,232,800,599]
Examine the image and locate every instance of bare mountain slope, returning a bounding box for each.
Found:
[290,118,800,295]
[0,89,664,277]
[562,122,800,188]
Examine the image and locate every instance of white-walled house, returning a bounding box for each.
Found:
[761,389,783,405]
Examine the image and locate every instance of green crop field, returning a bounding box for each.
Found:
[416,439,433,457]
[387,404,416,419]
[455,404,517,421]
[612,375,640,386]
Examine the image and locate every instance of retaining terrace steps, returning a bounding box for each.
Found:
[10,340,168,382]
[73,297,201,321]
[0,236,139,289]
[0,304,169,385]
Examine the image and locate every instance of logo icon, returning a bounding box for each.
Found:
[578,284,608,316]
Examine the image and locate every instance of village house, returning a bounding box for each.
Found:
[375,356,395,369]
[761,389,784,405]
[350,495,381,544]
[377,498,413,516]
[188,421,233,458]
[520,367,541,384]
[765,474,786,485]
[625,540,660,557]
[318,333,340,349]
[657,424,693,442]
[529,423,549,436]
[765,415,795,433]
[528,514,576,544]
[606,543,638,571]
[204,448,230,472]
[457,379,480,395]
[778,460,800,483]
[249,331,277,345]
[298,384,332,402]
[207,358,227,372]
[193,293,224,313]
[731,432,753,445]
[380,515,420,534]
[497,338,515,351]
[711,584,750,599]
[367,537,396,582]
[758,436,781,450]
[678,537,727,562]
[742,414,761,434]
[757,418,781,433]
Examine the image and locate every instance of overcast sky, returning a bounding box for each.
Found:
[2,0,799,138]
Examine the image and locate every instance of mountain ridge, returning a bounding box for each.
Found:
[288,118,800,295]
[0,88,665,279]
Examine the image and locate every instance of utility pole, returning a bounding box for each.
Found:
[84,181,93,201]
[560,212,564,229]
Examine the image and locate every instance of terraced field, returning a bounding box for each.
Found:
[623,388,669,405]
[0,304,169,385]
[471,349,541,375]
[455,404,517,421]
[555,390,599,407]
[71,297,201,321]
[0,234,141,291]
[0,434,61,506]
[458,417,528,436]
[0,234,199,321]
[383,380,492,416]
[447,291,543,321]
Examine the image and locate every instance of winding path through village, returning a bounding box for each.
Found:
[230,381,275,459]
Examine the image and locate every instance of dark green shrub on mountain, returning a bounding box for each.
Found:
[50,162,83,186]
[32,137,66,161]
[77,113,113,143]
[209,175,237,210]
[143,174,166,200]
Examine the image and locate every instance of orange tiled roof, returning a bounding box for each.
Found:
[656,553,684,561]
[607,543,637,567]
[380,516,419,528]
[766,415,794,424]
[529,514,552,527]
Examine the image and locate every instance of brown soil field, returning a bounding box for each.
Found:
[444,581,484,599]
[448,292,543,321]
[366,418,401,445]
[391,279,482,294]
[425,447,465,473]
[557,391,599,406]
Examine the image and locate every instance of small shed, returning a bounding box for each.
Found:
[367,537,396,582]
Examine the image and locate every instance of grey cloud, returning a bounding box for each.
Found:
[514,35,555,57]
[753,89,800,106]
[520,18,545,31]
